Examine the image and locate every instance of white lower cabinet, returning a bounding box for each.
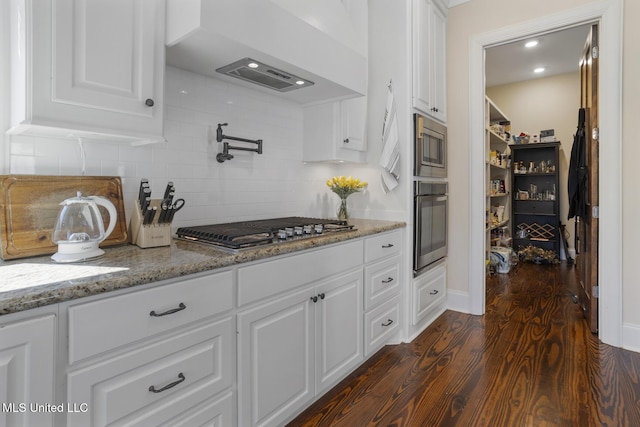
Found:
[412,260,447,328]
[238,269,363,427]
[66,317,233,427]
[63,270,235,427]
[364,295,401,356]
[363,230,403,357]
[0,312,56,427]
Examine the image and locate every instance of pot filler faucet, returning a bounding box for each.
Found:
[216,123,263,163]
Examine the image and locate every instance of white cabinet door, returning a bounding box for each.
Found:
[53,0,159,118]
[237,287,315,427]
[10,0,165,143]
[412,0,447,123]
[303,98,367,162]
[340,97,367,152]
[412,0,433,115]
[0,314,56,427]
[430,3,447,123]
[314,270,363,394]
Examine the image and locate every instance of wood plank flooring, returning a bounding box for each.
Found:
[287,262,640,427]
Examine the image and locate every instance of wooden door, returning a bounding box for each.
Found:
[577,24,599,333]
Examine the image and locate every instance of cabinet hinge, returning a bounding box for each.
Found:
[592,127,599,141]
[592,285,599,298]
[592,46,599,59]
[592,206,599,219]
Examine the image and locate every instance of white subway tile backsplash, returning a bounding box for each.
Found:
[6,66,348,228]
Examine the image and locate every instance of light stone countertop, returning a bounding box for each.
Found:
[0,219,405,315]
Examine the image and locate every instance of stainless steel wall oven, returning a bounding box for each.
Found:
[414,114,447,178]
[414,181,448,275]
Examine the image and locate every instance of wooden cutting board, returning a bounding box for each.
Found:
[0,175,128,260]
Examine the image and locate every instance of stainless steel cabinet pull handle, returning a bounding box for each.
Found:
[381,244,394,248]
[319,293,325,300]
[430,290,439,295]
[150,302,186,317]
[148,373,185,393]
[381,319,394,327]
[382,277,394,284]
[145,98,155,107]
[310,296,318,303]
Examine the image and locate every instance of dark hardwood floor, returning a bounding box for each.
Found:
[287,262,640,427]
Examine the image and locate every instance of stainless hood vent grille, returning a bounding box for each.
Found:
[216,58,314,92]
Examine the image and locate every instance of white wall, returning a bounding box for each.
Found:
[621,0,640,349]
[487,72,580,257]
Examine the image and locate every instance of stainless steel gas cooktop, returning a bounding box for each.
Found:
[175,217,354,252]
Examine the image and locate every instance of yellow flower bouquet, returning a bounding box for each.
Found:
[326,176,367,221]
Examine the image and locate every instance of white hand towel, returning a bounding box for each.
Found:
[380,83,400,193]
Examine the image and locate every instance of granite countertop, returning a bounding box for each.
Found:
[0,219,405,316]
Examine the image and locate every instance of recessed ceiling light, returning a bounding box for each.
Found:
[534,67,545,73]
[525,40,539,48]
[295,80,306,86]
[247,62,259,68]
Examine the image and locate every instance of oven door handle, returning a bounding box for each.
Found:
[415,195,447,202]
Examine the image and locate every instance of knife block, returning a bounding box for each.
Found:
[129,200,172,248]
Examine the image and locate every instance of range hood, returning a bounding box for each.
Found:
[165,0,367,104]
[216,58,314,92]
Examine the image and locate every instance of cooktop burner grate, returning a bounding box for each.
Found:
[176,216,354,250]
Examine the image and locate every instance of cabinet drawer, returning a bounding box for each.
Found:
[364,295,400,357]
[68,270,233,364]
[66,317,233,427]
[159,391,234,427]
[364,230,402,263]
[238,240,362,307]
[513,200,555,215]
[413,262,446,326]
[364,256,401,311]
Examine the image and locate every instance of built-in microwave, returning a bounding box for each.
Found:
[414,114,447,178]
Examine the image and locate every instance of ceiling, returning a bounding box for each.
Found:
[485,24,592,88]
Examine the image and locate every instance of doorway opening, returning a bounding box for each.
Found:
[468,1,623,346]
[483,23,592,301]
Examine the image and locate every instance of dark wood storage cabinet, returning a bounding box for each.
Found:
[510,142,560,256]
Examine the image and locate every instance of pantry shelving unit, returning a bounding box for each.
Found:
[485,97,512,259]
[510,141,561,257]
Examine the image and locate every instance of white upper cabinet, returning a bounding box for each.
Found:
[302,97,367,163]
[412,0,447,123]
[8,0,166,144]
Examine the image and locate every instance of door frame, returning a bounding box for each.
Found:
[468,0,623,346]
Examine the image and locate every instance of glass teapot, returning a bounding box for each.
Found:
[51,192,117,262]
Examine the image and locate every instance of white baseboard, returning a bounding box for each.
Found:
[446,289,471,314]
[622,323,640,353]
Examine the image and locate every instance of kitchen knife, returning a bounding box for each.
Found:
[163,181,174,201]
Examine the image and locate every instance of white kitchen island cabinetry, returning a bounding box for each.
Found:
[0,310,56,427]
[303,97,367,163]
[237,241,364,427]
[412,0,447,123]
[62,270,234,427]
[8,0,165,144]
